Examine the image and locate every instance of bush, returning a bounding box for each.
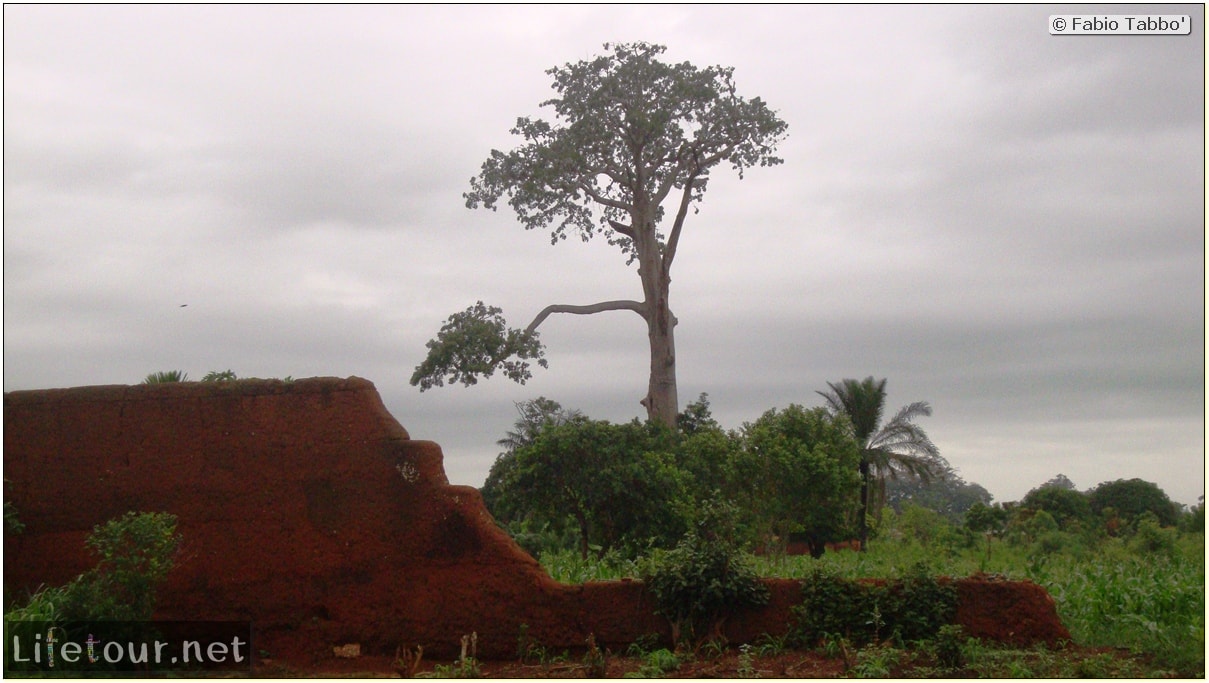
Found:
[508,418,689,559]
[933,624,967,669]
[639,500,770,645]
[1033,530,1070,557]
[792,568,874,645]
[1129,513,1177,555]
[791,563,957,647]
[4,482,23,535]
[6,511,182,623]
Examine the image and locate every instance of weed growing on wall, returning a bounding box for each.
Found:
[582,634,606,677]
[142,370,189,383]
[63,511,182,621]
[420,633,481,678]
[5,511,181,623]
[791,562,957,648]
[624,648,682,678]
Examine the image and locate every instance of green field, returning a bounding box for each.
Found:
[539,521,1205,677]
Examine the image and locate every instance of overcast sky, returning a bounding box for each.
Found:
[4,4,1204,506]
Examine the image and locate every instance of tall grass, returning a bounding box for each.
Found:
[539,548,638,583]
[1038,538,1204,674]
[539,533,1205,675]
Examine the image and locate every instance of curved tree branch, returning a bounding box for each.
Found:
[662,173,699,273]
[608,219,637,240]
[526,300,648,333]
[579,181,634,214]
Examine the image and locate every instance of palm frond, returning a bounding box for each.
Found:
[816,376,885,444]
[818,375,949,549]
[142,370,188,384]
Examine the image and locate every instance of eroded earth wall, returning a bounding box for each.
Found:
[3,377,1068,664]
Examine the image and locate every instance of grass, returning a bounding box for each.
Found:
[539,532,1205,677]
[538,547,640,584]
[1042,544,1205,674]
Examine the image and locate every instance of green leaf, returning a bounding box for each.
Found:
[410,301,547,391]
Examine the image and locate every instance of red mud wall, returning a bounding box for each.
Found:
[3,378,1068,663]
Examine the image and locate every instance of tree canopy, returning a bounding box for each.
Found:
[1088,478,1180,528]
[885,463,993,523]
[1021,484,1093,531]
[507,417,688,558]
[737,405,862,556]
[484,396,864,561]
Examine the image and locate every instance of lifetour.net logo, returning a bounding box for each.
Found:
[4,621,252,674]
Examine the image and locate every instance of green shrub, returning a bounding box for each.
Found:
[791,564,957,647]
[6,512,182,623]
[791,568,874,645]
[639,500,769,645]
[623,648,681,677]
[933,624,967,669]
[1129,512,1177,555]
[852,643,901,678]
[886,564,960,642]
[1032,530,1069,556]
[4,482,23,534]
[68,512,180,621]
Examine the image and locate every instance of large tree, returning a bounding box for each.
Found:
[410,42,788,427]
[738,405,862,557]
[885,462,993,524]
[817,377,945,551]
[509,417,687,559]
[1020,484,1093,531]
[1087,478,1179,528]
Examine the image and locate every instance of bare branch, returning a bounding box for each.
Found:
[651,171,679,208]
[526,300,648,333]
[608,219,637,240]
[579,181,633,214]
[661,175,698,272]
[594,162,631,189]
[698,141,739,169]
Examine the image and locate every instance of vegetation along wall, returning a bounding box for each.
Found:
[4,377,1069,665]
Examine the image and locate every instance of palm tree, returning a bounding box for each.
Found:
[142,370,188,384]
[482,397,583,522]
[817,376,943,551]
[495,397,583,452]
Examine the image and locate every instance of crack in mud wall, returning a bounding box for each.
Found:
[4,377,1069,664]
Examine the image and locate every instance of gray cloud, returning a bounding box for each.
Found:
[4,4,1203,506]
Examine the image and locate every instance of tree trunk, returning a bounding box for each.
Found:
[574,508,591,560]
[634,204,679,428]
[643,302,678,429]
[858,460,871,552]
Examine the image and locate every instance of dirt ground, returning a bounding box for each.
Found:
[256,651,843,678]
[253,644,1151,679]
